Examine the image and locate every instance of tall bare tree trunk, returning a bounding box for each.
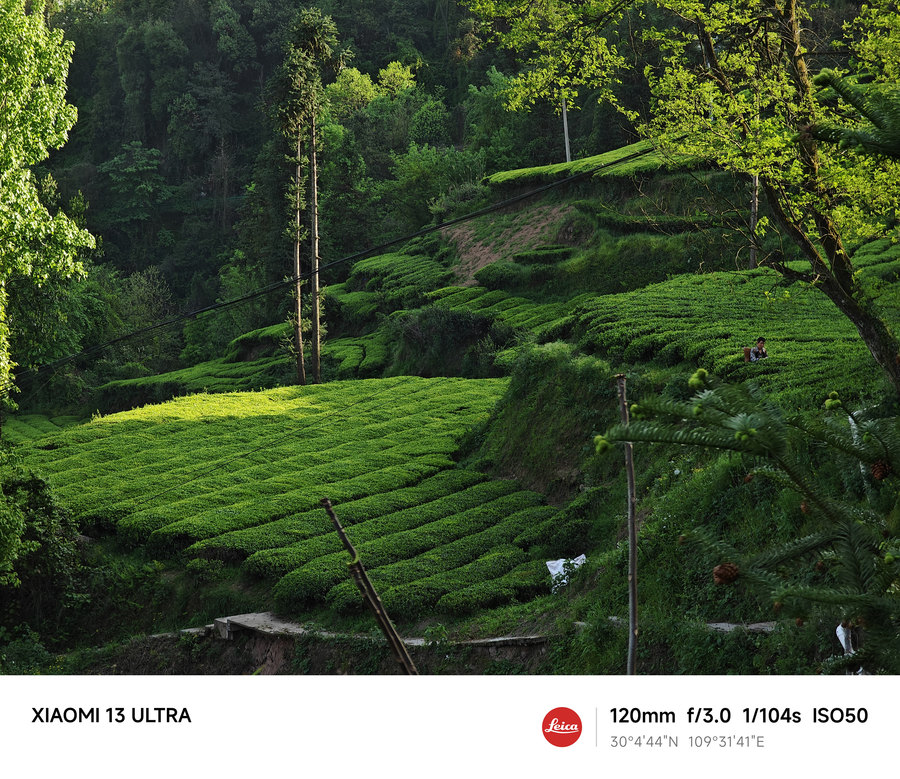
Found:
[310,110,321,384]
[748,173,758,269]
[294,136,306,386]
[616,374,638,675]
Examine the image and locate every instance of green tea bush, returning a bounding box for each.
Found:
[375,545,528,618]
[347,251,454,312]
[325,504,555,613]
[511,246,576,265]
[384,307,517,378]
[473,262,531,291]
[272,490,542,610]
[485,140,666,187]
[435,559,550,614]
[2,415,76,445]
[19,378,502,551]
[192,469,489,561]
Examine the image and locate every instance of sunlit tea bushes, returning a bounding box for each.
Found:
[190,469,489,561]
[270,491,548,611]
[18,377,564,616]
[428,267,885,406]
[484,140,667,187]
[2,414,80,445]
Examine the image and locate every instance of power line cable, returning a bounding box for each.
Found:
[16,144,658,383]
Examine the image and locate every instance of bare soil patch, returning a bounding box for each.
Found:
[443,203,576,285]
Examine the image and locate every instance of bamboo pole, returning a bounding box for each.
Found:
[321,498,418,675]
[615,373,638,675]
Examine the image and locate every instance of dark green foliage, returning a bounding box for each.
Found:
[384,306,517,378]
[0,457,82,635]
[600,377,900,673]
[473,261,531,291]
[510,246,575,265]
[435,559,549,614]
[811,71,900,159]
[471,342,615,501]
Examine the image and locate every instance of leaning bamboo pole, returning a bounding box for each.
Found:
[321,498,418,675]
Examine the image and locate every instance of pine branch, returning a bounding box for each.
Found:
[746,529,838,570]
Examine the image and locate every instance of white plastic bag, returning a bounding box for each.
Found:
[547,554,587,591]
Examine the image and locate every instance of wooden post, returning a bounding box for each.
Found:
[615,373,638,675]
[321,498,418,675]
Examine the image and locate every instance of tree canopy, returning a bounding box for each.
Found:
[470,0,900,394]
[0,0,94,402]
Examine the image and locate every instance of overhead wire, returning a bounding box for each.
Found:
[15,143,659,384]
[8,144,659,528]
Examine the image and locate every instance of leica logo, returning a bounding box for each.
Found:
[545,719,580,733]
[542,707,582,747]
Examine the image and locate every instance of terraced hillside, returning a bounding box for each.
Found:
[19,377,557,618]
[7,140,899,674]
[2,414,82,445]
[88,141,898,414]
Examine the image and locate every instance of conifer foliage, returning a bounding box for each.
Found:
[597,373,900,673]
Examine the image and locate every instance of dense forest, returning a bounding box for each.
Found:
[2,0,899,675]
[8,0,638,401]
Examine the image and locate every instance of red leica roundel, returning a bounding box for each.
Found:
[542,707,582,747]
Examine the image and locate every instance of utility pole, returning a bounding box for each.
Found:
[562,95,571,163]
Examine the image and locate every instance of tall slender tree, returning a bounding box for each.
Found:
[269,9,346,385]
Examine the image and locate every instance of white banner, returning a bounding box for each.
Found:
[1,674,894,777]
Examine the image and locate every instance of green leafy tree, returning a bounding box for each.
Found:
[381,143,485,232]
[116,18,189,142]
[324,66,378,122]
[470,0,900,396]
[210,0,258,75]
[0,1,94,403]
[597,374,900,673]
[464,66,536,172]
[376,60,417,98]
[96,140,171,269]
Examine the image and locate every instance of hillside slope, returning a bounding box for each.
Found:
[7,144,900,674]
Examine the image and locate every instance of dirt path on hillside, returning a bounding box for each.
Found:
[442,203,575,285]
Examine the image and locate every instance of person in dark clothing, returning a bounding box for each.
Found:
[750,337,768,362]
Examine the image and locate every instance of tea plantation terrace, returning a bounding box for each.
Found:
[19,377,560,618]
